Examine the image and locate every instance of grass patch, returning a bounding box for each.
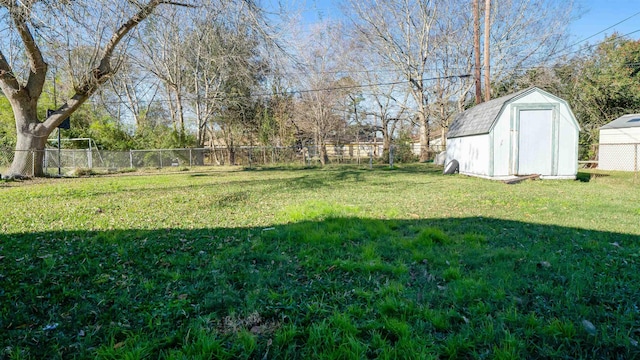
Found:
[0,164,639,358]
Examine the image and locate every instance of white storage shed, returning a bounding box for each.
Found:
[445,87,580,179]
[598,114,640,171]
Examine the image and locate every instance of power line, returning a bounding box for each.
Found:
[566,10,640,51]
[264,13,640,78]
[283,74,470,96]
[542,8,640,63]
[86,74,471,106]
[547,28,640,62]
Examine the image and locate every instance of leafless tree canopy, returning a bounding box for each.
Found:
[0,0,578,176]
[340,0,573,158]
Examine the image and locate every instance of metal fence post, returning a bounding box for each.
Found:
[129,150,133,168]
[189,149,192,167]
[635,144,638,184]
[635,144,638,172]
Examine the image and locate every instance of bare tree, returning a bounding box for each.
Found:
[186,13,265,148]
[345,0,438,162]
[295,86,341,165]
[136,6,192,144]
[106,59,161,128]
[0,0,195,178]
[289,21,351,165]
[340,31,411,158]
[429,0,476,145]
[358,67,409,159]
[186,24,227,147]
[470,0,572,105]
[345,0,573,160]
[132,0,275,152]
[487,0,574,83]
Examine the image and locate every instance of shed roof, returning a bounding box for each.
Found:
[448,87,571,138]
[600,114,640,130]
[447,88,531,138]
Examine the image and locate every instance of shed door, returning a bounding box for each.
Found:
[517,109,553,175]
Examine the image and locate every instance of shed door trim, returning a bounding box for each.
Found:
[511,104,560,176]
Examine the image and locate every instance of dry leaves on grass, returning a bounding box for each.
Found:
[220,311,279,335]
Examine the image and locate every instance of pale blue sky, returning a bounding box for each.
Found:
[285,0,640,43]
[571,0,640,43]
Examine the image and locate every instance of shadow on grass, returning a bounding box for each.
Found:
[242,162,444,175]
[576,171,612,183]
[15,165,445,201]
[576,172,592,182]
[2,217,639,359]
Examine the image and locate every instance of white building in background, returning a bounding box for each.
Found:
[598,114,640,172]
[445,87,580,180]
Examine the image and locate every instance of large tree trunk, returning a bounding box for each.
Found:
[5,106,49,178]
[11,129,48,178]
[319,142,328,165]
[418,112,430,162]
[314,130,328,166]
[1,0,181,178]
[226,129,236,165]
[382,119,391,161]
[175,89,186,145]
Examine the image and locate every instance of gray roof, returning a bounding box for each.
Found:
[447,87,535,138]
[600,114,640,129]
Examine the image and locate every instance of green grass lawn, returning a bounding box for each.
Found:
[1,164,639,359]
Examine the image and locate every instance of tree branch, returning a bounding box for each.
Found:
[0,50,20,94]
[7,2,48,101]
[42,0,192,131]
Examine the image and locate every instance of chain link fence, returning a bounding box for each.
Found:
[0,148,15,176]
[596,143,640,172]
[118,145,387,168]
[0,143,449,177]
[3,143,633,178]
[6,143,637,178]
[0,145,385,176]
[0,149,37,177]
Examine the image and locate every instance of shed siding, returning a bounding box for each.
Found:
[599,128,640,171]
[557,106,579,176]
[491,107,513,176]
[446,87,579,179]
[517,91,552,104]
[445,134,490,176]
[599,143,639,171]
[599,128,640,144]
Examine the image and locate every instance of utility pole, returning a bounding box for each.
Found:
[473,0,482,104]
[54,67,61,176]
[483,0,491,102]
